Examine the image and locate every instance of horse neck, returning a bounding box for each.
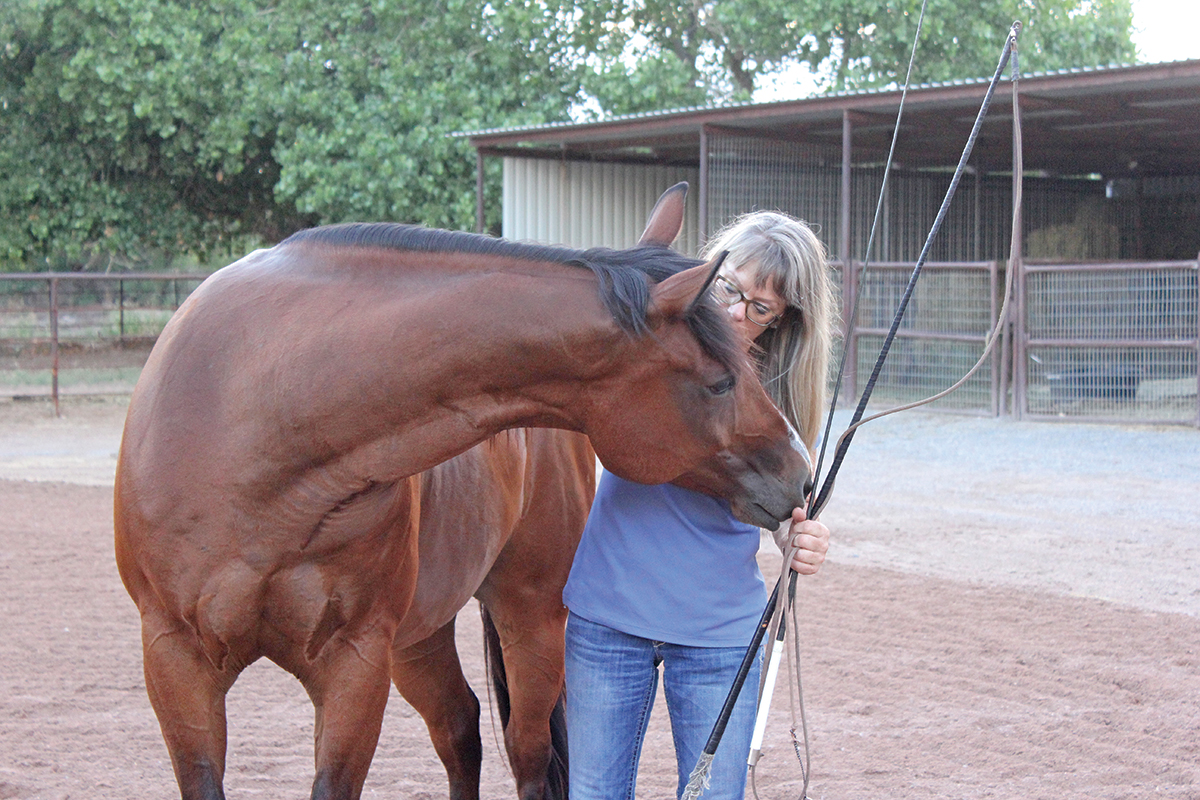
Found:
[293,249,632,478]
[405,262,627,433]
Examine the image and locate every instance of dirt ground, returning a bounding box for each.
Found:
[1,397,1198,799]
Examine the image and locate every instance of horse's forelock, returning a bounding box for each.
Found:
[578,246,743,375]
[683,298,745,376]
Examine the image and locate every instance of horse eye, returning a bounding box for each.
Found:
[708,376,736,396]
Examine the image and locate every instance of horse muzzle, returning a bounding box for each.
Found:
[673,429,813,530]
[724,415,815,528]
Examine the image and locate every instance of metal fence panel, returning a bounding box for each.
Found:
[0,274,206,403]
[705,133,842,248]
[1021,261,1199,424]
[848,262,1000,415]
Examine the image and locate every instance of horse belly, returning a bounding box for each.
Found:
[392,434,530,648]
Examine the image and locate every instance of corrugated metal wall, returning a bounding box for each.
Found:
[502,158,702,254]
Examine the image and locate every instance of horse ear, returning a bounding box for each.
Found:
[637,182,688,247]
[687,251,727,313]
[650,252,728,320]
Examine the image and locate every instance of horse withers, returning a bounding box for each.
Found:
[114,183,810,800]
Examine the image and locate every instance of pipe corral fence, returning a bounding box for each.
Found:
[1,260,1197,425]
[836,257,1199,426]
[0,273,208,414]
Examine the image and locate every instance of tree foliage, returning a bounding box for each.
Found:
[577,0,1136,111]
[0,0,581,269]
[1,0,1135,269]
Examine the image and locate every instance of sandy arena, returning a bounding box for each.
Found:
[1,396,1197,799]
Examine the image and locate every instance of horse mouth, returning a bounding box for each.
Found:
[735,500,786,530]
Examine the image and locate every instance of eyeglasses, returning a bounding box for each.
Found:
[712,274,782,327]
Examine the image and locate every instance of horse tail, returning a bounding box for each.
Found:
[480,603,569,800]
[480,603,511,726]
[545,676,569,800]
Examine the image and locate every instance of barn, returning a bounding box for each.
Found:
[458,59,1200,426]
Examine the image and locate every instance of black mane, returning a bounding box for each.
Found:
[280,222,742,372]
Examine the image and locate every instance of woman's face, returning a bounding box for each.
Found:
[716,262,786,347]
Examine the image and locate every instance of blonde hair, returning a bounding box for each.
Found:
[702,211,836,450]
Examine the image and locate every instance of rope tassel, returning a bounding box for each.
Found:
[682,753,715,800]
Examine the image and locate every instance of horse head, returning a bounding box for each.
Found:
[578,184,812,528]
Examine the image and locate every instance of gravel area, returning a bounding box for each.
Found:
[3,396,1196,616]
[817,408,1200,617]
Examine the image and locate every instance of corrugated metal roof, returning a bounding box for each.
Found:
[453,59,1196,140]
[455,58,1200,177]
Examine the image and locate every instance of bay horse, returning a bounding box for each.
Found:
[114,183,812,800]
[392,426,594,800]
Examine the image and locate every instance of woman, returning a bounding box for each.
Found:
[562,211,836,800]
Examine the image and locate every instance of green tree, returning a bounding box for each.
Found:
[0,0,1135,269]
[0,0,581,269]
[577,0,1136,113]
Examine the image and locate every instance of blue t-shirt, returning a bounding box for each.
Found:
[563,471,767,647]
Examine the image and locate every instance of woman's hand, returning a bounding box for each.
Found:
[773,506,829,576]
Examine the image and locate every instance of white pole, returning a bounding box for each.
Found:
[747,634,786,767]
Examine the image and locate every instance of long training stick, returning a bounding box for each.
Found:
[683,22,1024,800]
[810,21,1021,518]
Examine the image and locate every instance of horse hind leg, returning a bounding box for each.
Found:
[391,617,483,800]
[481,603,569,800]
[140,605,238,800]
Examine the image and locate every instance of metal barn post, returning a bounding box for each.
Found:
[840,110,857,403]
[1012,103,1026,420]
[699,125,710,245]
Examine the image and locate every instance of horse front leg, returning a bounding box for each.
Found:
[280,474,423,800]
[299,626,395,800]
[140,605,238,800]
[391,617,483,800]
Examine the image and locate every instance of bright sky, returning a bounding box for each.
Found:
[1130,0,1200,62]
[753,0,1200,103]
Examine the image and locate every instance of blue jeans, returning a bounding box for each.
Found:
[564,612,763,800]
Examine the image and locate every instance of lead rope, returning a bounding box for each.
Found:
[684,21,1024,800]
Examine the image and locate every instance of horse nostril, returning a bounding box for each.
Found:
[803,477,814,499]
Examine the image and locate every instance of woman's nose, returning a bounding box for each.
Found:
[726,301,747,321]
